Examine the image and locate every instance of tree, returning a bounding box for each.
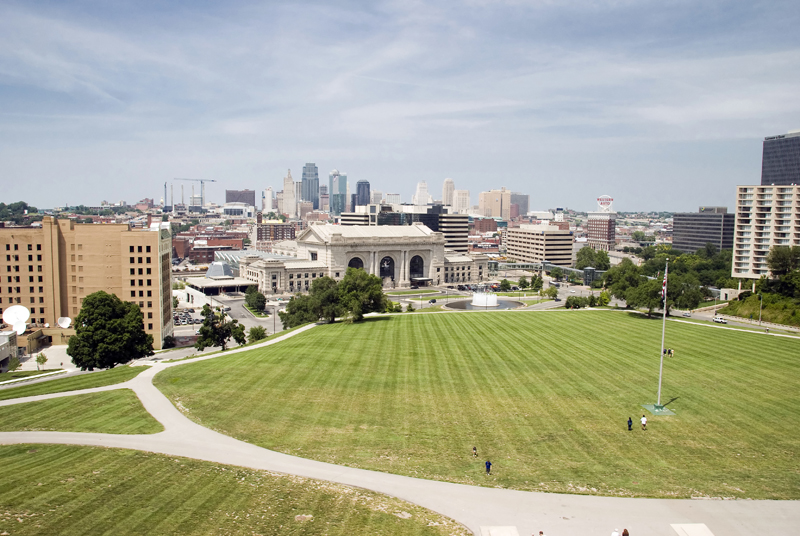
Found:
[588,294,597,307]
[311,276,341,323]
[595,250,611,271]
[248,326,267,343]
[603,258,642,301]
[246,290,267,312]
[766,246,800,277]
[544,286,559,299]
[549,267,563,281]
[530,275,543,292]
[499,279,511,291]
[338,268,387,322]
[575,247,597,270]
[597,291,611,306]
[172,296,179,309]
[195,305,246,351]
[631,230,647,242]
[162,335,176,349]
[518,276,529,289]
[36,353,47,370]
[67,291,154,370]
[624,279,664,317]
[279,294,321,328]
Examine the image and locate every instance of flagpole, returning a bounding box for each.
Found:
[656,258,669,408]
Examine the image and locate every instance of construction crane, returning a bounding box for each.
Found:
[174,178,217,208]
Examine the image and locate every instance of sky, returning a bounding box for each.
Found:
[1,0,799,213]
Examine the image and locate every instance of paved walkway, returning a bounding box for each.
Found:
[1,323,798,536]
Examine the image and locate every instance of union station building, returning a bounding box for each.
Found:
[239,223,489,294]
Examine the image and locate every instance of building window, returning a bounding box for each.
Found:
[39,307,44,313]
[146,246,151,253]
[335,272,340,278]
[38,265,43,272]
[130,257,135,263]
[27,244,32,251]
[146,257,151,264]
[139,291,144,297]
[289,274,293,279]
[28,266,33,272]
[139,280,144,286]
[147,279,151,286]
[305,273,309,278]
[28,255,33,261]
[39,297,44,303]
[38,276,42,282]
[148,312,153,319]
[130,268,135,275]
[138,246,142,253]
[131,291,136,297]
[139,301,144,308]
[148,323,153,330]
[147,301,152,308]
[138,257,143,264]
[30,297,35,303]
[146,268,151,275]
[130,279,135,286]
[311,252,317,261]
[130,246,135,253]
[14,244,18,250]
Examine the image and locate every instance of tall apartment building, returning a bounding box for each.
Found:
[301,163,320,209]
[282,170,297,218]
[478,187,512,220]
[370,190,383,204]
[587,196,617,251]
[385,193,401,204]
[761,130,800,186]
[453,190,470,214]
[506,224,574,266]
[442,178,455,207]
[672,207,735,254]
[262,187,273,211]
[0,217,172,349]
[329,170,347,216]
[732,184,800,279]
[225,189,256,207]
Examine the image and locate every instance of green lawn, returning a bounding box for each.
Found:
[0,390,162,434]
[0,445,467,536]
[386,289,439,295]
[155,311,800,499]
[0,369,64,381]
[0,366,146,401]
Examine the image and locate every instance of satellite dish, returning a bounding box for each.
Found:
[57,317,72,329]
[44,323,50,328]
[13,322,26,335]
[3,305,31,326]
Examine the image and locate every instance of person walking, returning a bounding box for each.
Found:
[473,446,478,458]
[611,529,620,536]
[641,415,647,430]
[485,460,492,475]
[627,417,633,431]
[622,529,630,536]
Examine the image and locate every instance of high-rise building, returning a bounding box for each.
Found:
[0,216,173,349]
[672,207,735,254]
[506,224,574,266]
[385,193,401,204]
[510,192,529,216]
[587,195,617,251]
[412,182,432,206]
[478,188,512,219]
[442,178,455,207]
[732,184,800,279]
[356,180,371,207]
[262,187,273,211]
[225,190,256,207]
[282,170,297,218]
[453,190,470,214]
[370,190,383,204]
[761,130,800,186]
[301,163,320,209]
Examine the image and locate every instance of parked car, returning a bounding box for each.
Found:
[713,317,727,324]
[682,312,691,317]
[428,299,437,304]
[410,285,419,290]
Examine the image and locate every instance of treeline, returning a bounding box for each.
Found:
[719,246,800,327]
[0,202,41,225]
[279,268,387,328]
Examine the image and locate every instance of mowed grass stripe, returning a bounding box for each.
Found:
[0,366,145,401]
[155,311,800,499]
[0,389,162,435]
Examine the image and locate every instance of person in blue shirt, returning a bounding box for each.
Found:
[627,417,633,431]
[485,460,492,475]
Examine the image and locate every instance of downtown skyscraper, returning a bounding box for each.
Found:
[301,163,320,210]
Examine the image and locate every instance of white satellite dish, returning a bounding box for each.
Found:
[57,317,72,329]
[44,323,50,328]
[13,322,26,335]
[3,305,30,326]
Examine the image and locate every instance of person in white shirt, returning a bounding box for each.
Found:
[611,529,620,536]
[641,415,647,430]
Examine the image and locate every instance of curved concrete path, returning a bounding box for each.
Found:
[1,323,798,536]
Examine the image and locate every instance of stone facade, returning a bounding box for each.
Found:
[239,223,489,293]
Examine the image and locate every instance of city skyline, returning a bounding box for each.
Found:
[2,1,799,212]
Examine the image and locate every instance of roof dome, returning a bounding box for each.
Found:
[205,261,234,280]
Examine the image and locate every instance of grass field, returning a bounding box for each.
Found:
[0,445,467,536]
[155,311,800,499]
[0,366,145,401]
[0,369,64,381]
[0,390,163,435]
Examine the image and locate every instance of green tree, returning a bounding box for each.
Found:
[597,291,611,306]
[36,353,47,370]
[248,326,267,343]
[631,231,647,242]
[549,267,563,281]
[518,276,529,289]
[162,335,176,349]
[172,296,179,309]
[624,279,664,317]
[246,290,267,312]
[530,275,543,292]
[67,291,153,370]
[766,246,800,277]
[338,268,387,322]
[544,286,559,299]
[603,258,642,301]
[595,250,611,271]
[311,276,342,323]
[279,294,321,328]
[195,305,246,351]
[575,247,597,270]
[499,279,511,291]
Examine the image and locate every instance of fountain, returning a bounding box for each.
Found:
[471,284,498,308]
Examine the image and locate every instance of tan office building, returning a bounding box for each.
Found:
[506,224,574,266]
[0,216,172,349]
[478,187,512,220]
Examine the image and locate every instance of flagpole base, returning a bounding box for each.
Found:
[641,404,676,416]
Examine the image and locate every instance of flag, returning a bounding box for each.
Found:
[661,265,668,299]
